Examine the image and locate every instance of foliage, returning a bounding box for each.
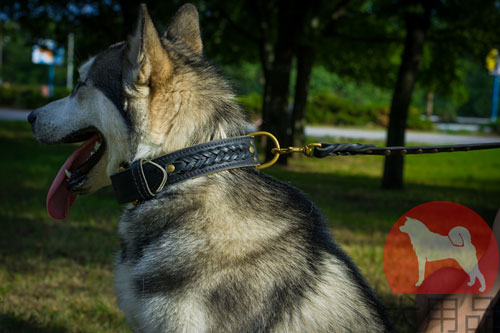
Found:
[484,119,500,135]
[306,91,381,126]
[223,62,263,96]
[235,92,262,121]
[1,0,126,56]
[2,1,499,122]
[0,21,67,86]
[320,4,403,90]
[0,85,69,109]
[309,66,392,106]
[305,90,433,130]
[329,0,500,95]
[412,58,495,120]
[406,108,434,130]
[457,60,494,118]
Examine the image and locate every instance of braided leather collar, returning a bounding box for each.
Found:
[110,136,259,204]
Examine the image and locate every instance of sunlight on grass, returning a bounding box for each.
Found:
[1,121,499,332]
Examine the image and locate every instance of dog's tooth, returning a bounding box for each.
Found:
[94,141,100,151]
[65,169,72,179]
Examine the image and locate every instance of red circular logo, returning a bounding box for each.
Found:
[384,201,498,294]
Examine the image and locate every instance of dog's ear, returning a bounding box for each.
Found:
[164,4,203,55]
[124,4,171,87]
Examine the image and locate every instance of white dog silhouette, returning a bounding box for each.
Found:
[399,217,485,292]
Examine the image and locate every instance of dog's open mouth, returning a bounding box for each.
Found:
[47,127,106,220]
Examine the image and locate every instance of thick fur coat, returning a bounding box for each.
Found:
[28,4,393,332]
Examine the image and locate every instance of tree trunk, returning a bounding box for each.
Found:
[263,45,294,164]
[260,0,307,165]
[290,44,314,148]
[255,0,273,142]
[425,91,434,120]
[288,0,349,152]
[382,9,431,189]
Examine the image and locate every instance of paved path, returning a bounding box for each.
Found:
[2,108,500,144]
[305,126,500,145]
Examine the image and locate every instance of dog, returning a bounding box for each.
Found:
[27,4,393,332]
[400,216,485,292]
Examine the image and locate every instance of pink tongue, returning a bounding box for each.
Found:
[47,134,100,220]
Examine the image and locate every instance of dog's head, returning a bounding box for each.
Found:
[28,4,246,219]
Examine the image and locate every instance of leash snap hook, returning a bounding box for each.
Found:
[248,131,323,169]
[271,143,322,157]
[304,143,322,157]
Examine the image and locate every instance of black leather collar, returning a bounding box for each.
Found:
[110,136,259,204]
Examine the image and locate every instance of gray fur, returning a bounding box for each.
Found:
[116,168,393,332]
[88,42,129,125]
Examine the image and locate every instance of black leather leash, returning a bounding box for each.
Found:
[110,131,500,204]
[111,136,259,204]
[311,142,500,157]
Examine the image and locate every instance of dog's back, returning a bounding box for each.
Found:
[116,168,393,332]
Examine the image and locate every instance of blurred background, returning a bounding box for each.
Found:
[1,1,500,332]
[1,0,500,186]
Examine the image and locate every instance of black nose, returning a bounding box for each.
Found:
[27,110,37,124]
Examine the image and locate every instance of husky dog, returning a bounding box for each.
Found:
[400,217,485,292]
[27,4,393,332]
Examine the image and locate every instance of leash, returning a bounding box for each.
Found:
[110,131,500,204]
[249,131,500,169]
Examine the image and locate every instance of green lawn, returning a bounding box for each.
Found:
[1,121,499,332]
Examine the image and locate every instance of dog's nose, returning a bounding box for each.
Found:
[27,110,37,125]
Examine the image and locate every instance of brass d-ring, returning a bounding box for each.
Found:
[248,131,281,169]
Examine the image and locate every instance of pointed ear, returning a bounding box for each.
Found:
[124,4,171,87]
[164,4,203,55]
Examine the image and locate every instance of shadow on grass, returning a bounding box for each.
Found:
[0,313,68,333]
[266,167,500,231]
[1,166,498,274]
[0,212,119,273]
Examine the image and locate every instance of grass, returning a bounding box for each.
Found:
[1,121,499,332]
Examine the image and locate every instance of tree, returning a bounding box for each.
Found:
[382,0,500,188]
[290,0,351,148]
[202,0,311,163]
[319,0,500,189]
[204,0,357,163]
[382,1,431,189]
[0,0,189,69]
